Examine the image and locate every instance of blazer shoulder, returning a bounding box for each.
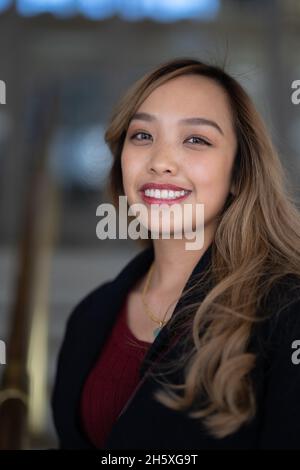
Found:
[65,279,114,331]
[256,275,300,448]
[61,245,153,333]
[259,273,300,348]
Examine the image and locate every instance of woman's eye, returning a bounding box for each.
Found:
[186,136,211,146]
[129,132,211,146]
[130,132,152,141]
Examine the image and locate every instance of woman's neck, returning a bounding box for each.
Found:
[146,225,215,295]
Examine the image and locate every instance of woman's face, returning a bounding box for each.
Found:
[121,74,238,239]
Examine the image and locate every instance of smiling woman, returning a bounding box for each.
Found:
[52,57,300,450]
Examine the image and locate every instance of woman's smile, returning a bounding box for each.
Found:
[140,187,192,205]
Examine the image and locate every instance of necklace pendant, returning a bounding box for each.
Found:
[153,327,161,338]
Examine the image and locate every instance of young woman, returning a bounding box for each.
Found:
[51,58,300,450]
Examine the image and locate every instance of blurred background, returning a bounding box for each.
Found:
[0,0,299,450]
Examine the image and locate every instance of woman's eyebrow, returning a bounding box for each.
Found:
[130,112,224,136]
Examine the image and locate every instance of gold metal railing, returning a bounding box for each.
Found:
[0,89,59,449]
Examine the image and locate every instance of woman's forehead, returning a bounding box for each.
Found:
[134,75,235,138]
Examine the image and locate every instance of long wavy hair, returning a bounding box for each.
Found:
[104,57,300,439]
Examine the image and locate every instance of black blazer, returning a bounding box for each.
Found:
[51,243,300,449]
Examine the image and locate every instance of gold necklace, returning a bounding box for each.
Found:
[141,262,169,338]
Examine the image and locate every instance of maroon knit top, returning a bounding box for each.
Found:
[80,291,152,449]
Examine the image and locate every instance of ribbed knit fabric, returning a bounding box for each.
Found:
[80,291,152,449]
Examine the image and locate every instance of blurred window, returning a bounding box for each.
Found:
[0,0,220,21]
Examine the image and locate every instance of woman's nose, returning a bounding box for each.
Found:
[147,147,179,174]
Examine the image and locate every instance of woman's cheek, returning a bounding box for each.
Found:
[196,175,230,217]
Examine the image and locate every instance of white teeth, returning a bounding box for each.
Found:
[144,188,189,199]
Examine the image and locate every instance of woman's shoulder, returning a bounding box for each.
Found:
[62,246,153,333]
[255,274,300,448]
[263,273,300,332]
[254,273,300,360]
[64,279,114,331]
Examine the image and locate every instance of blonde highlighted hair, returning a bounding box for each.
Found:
[104,57,300,439]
